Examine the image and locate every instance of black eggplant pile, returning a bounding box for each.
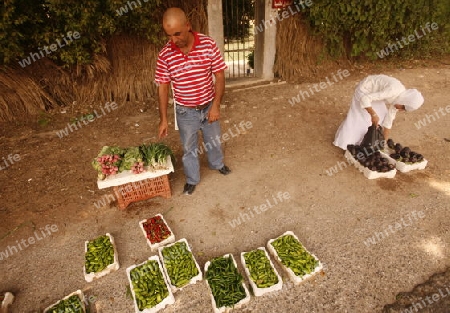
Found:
[347,144,395,173]
[386,139,424,163]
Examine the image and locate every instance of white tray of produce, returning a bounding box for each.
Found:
[84,233,120,282]
[158,238,203,293]
[381,150,428,173]
[241,247,283,297]
[204,254,251,313]
[344,150,397,179]
[126,256,175,313]
[139,214,175,251]
[97,156,174,189]
[267,231,323,285]
[43,290,86,313]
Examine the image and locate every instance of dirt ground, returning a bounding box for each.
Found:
[1,64,449,313]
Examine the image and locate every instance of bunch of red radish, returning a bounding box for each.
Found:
[97,154,120,176]
[131,161,145,174]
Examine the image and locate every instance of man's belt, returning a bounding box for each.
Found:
[180,102,211,110]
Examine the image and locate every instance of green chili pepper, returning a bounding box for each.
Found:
[271,235,318,277]
[45,294,83,313]
[161,241,199,288]
[243,249,279,288]
[85,235,114,274]
[129,260,169,310]
[205,256,247,308]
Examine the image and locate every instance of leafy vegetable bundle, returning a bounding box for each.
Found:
[129,260,170,311]
[85,235,115,274]
[243,249,279,289]
[45,295,84,313]
[91,146,125,180]
[205,255,247,308]
[270,235,319,277]
[92,143,174,180]
[161,241,199,288]
[140,143,175,170]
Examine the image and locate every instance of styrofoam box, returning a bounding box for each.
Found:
[43,289,86,313]
[240,247,283,297]
[204,254,251,313]
[267,231,323,286]
[139,214,175,252]
[84,233,120,283]
[126,256,175,313]
[344,150,397,179]
[381,150,428,173]
[158,238,203,293]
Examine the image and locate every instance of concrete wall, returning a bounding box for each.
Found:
[253,0,277,80]
[207,1,225,55]
[262,1,277,80]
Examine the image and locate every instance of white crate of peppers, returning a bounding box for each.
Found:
[42,211,325,312]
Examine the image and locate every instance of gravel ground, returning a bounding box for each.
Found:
[0,66,449,312]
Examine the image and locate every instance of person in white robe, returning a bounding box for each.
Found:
[333,74,424,150]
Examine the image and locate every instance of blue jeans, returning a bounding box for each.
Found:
[176,101,224,185]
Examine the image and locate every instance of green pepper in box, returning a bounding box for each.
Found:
[84,233,119,282]
[126,256,175,313]
[241,247,283,296]
[43,290,86,313]
[204,254,250,312]
[267,231,323,285]
[159,238,202,292]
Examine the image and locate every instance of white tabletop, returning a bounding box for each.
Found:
[97,156,174,189]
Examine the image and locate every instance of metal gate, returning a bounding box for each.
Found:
[222,0,255,79]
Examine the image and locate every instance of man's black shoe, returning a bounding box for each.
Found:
[183,183,196,195]
[218,165,231,175]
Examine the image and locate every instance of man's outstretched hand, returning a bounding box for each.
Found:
[159,120,168,139]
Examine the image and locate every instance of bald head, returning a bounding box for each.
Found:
[162,7,193,49]
[163,8,188,29]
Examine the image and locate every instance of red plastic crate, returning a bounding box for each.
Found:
[113,175,171,209]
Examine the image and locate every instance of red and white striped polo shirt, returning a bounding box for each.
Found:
[154,32,227,107]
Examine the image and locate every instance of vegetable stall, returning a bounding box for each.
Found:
[92,143,175,209]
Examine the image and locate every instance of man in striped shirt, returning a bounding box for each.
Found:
[155,7,231,195]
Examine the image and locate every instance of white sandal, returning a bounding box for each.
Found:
[1,292,14,308]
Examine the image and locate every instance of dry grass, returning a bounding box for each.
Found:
[0,0,208,122]
[273,10,340,83]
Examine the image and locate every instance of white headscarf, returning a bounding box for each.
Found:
[394,89,424,111]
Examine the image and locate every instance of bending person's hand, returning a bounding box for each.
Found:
[371,113,380,126]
